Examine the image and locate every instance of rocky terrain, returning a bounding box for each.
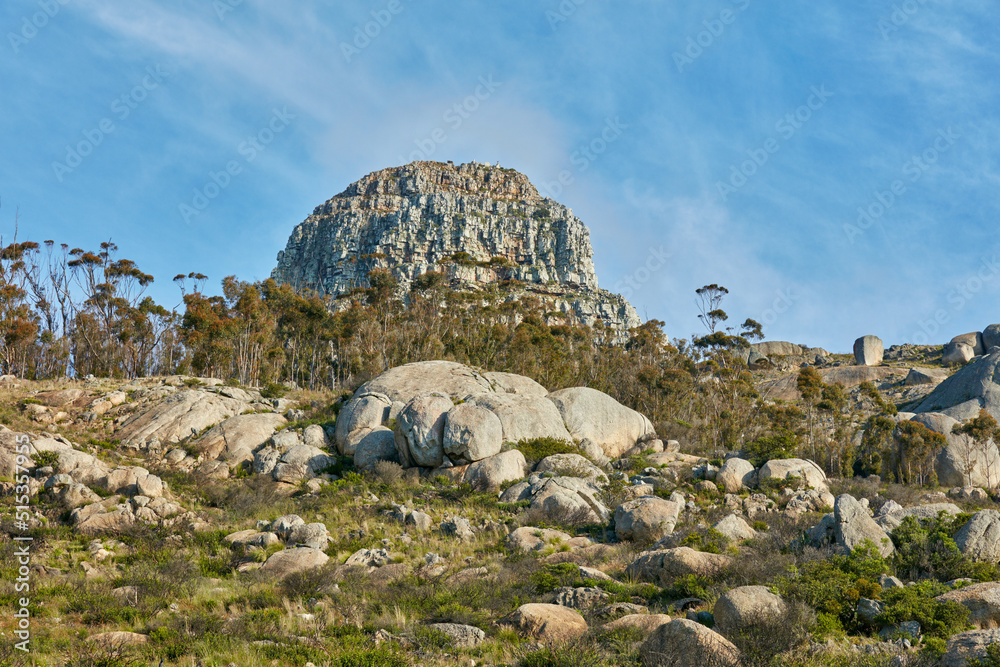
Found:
[4,338,1000,666]
[7,167,1000,666]
[271,161,640,338]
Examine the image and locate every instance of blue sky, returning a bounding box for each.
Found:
[2,0,998,352]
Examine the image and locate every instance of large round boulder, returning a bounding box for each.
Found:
[394,394,453,468]
[118,390,247,447]
[983,325,1000,351]
[352,360,505,404]
[464,449,528,492]
[546,387,655,458]
[352,427,399,472]
[640,619,741,667]
[466,393,572,443]
[260,547,329,578]
[196,413,287,465]
[614,497,681,543]
[854,335,884,366]
[758,458,827,491]
[913,350,1000,422]
[334,391,392,454]
[941,629,1000,667]
[936,582,1000,629]
[442,403,503,464]
[954,510,1000,563]
[834,494,894,557]
[504,603,588,644]
[626,547,733,585]
[716,457,756,493]
[911,413,1000,488]
[952,332,986,356]
[943,342,976,366]
[713,586,787,636]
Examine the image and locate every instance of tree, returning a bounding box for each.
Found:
[952,409,1000,489]
[68,242,157,377]
[856,415,895,477]
[890,421,945,485]
[797,367,824,460]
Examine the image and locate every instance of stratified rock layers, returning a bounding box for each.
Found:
[272,161,640,336]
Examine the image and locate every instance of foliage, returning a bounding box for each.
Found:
[780,542,889,635]
[514,437,581,465]
[891,513,999,582]
[876,579,970,639]
[743,430,798,468]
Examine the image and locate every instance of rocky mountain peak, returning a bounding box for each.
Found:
[272,160,640,336]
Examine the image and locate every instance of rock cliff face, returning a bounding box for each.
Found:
[271,161,640,337]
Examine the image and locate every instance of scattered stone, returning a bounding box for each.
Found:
[713,586,787,635]
[440,516,475,541]
[615,497,682,543]
[712,515,756,542]
[941,629,1000,667]
[504,603,588,643]
[904,367,949,386]
[834,494,894,557]
[427,623,486,648]
[640,619,741,667]
[603,613,673,634]
[535,453,608,484]
[287,523,331,550]
[553,586,609,609]
[506,526,574,553]
[626,547,733,586]
[758,458,828,491]
[261,547,330,578]
[716,458,756,493]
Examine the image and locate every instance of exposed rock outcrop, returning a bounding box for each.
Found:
[272,161,640,337]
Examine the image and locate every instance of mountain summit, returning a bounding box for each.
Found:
[272,160,641,336]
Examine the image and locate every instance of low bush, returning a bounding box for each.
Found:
[513,437,581,465]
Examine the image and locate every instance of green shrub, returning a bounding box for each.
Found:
[892,513,999,582]
[32,450,59,468]
[514,437,580,465]
[518,645,605,667]
[531,562,580,594]
[876,579,970,640]
[680,528,728,554]
[780,542,888,634]
[329,646,409,667]
[260,382,288,399]
[660,574,710,602]
[969,644,1000,667]
[743,430,797,468]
